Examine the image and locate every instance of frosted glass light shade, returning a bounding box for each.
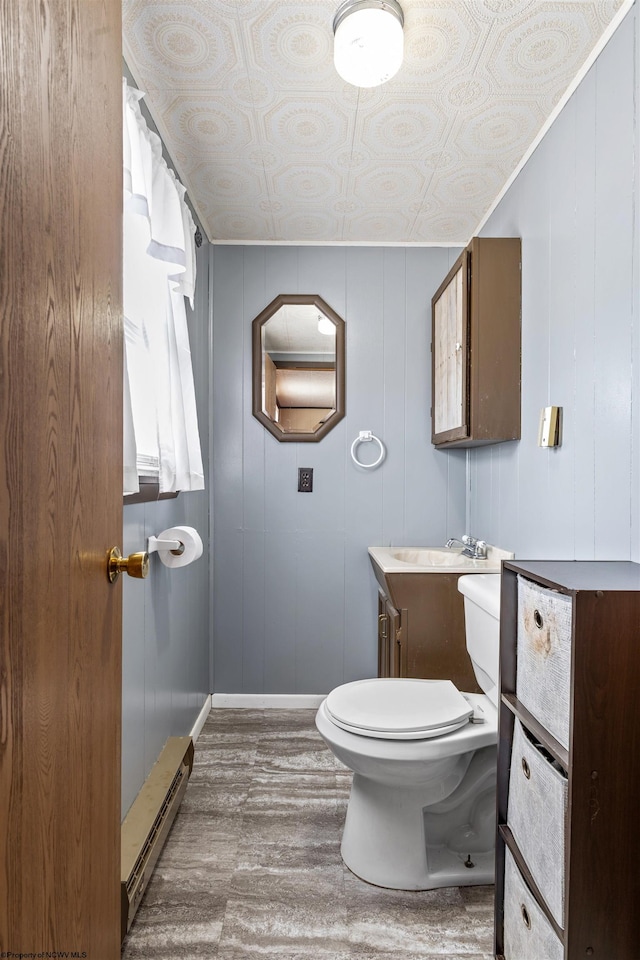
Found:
[333,0,404,88]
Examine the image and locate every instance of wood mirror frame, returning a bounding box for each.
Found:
[252,294,345,443]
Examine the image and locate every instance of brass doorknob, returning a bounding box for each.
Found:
[107,546,149,583]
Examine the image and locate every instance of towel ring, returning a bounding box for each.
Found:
[350,431,386,470]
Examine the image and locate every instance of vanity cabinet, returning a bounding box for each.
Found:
[431,237,521,448]
[375,574,480,692]
[495,560,640,960]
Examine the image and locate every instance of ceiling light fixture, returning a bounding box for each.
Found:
[333,0,404,89]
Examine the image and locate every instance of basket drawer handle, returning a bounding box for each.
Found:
[521,903,531,929]
[521,757,531,779]
[533,608,544,629]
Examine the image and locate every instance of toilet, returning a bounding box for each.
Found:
[315,572,501,890]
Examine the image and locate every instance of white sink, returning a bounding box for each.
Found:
[369,545,514,574]
[390,548,467,567]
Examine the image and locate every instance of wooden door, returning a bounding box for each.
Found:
[1,0,123,954]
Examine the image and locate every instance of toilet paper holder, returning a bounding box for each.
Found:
[147,526,203,568]
[148,535,185,556]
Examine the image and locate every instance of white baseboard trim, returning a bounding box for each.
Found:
[211,693,325,709]
[190,695,212,741]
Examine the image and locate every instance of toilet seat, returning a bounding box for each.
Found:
[325,678,473,740]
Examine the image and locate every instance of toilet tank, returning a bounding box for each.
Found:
[457,573,501,707]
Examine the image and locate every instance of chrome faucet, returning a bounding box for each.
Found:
[445,535,488,560]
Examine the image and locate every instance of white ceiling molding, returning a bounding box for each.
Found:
[122,0,630,246]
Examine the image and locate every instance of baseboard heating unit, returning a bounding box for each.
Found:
[121,736,194,941]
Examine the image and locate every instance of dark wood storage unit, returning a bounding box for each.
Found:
[372,562,480,692]
[431,237,521,448]
[495,559,640,960]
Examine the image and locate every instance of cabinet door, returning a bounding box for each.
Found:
[377,592,391,677]
[378,594,402,677]
[432,250,469,444]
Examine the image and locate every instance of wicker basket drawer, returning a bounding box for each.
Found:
[516,576,572,749]
[507,719,568,927]
[503,848,564,960]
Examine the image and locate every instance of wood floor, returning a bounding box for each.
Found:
[122,709,494,959]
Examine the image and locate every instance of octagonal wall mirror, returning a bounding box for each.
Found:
[252,294,345,442]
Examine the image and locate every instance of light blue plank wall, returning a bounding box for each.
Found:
[211,245,466,694]
[121,239,211,818]
[470,8,639,564]
[633,8,640,561]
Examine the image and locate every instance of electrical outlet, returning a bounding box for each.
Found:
[298,467,313,492]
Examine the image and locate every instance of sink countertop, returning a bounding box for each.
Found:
[368,545,514,574]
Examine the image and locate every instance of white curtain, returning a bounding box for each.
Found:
[122,79,204,495]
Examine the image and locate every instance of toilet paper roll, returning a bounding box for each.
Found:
[156,526,203,568]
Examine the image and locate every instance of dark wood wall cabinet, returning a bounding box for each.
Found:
[432,237,521,448]
[495,559,640,960]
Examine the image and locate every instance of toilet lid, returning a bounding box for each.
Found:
[325,678,473,740]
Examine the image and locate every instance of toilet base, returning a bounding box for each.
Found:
[340,747,496,890]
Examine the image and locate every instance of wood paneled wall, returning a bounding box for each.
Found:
[470,7,639,563]
[211,245,467,695]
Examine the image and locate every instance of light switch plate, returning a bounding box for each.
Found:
[538,406,561,447]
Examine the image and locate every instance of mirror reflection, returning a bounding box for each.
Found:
[252,294,345,442]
